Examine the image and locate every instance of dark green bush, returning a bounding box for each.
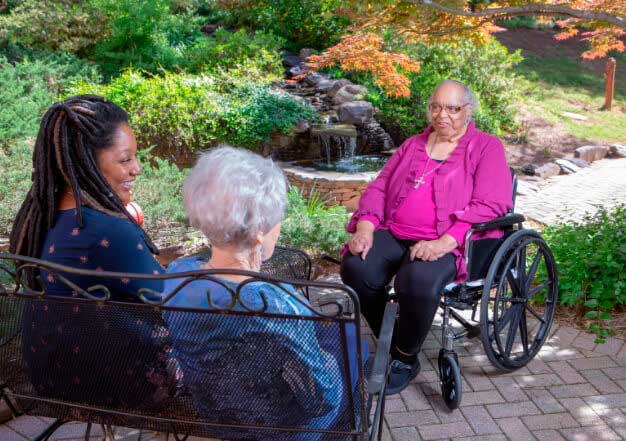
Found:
[543,205,626,342]
[280,187,350,257]
[211,0,349,51]
[343,39,522,139]
[68,70,317,152]
[0,52,101,148]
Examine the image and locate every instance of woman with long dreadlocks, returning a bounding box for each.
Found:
[10,95,173,408]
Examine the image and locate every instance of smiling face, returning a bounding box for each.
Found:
[428,82,472,139]
[95,123,140,206]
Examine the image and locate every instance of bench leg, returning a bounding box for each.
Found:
[33,418,68,441]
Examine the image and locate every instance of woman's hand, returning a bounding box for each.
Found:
[348,220,375,260]
[409,234,458,262]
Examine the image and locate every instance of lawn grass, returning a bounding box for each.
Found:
[515,51,626,143]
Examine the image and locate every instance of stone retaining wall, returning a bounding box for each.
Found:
[282,165,377,212]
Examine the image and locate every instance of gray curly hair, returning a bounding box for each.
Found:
[183,145,288,249]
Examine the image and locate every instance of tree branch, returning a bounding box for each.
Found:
[406,1,626,29]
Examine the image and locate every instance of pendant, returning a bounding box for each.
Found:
[414,177,424,189]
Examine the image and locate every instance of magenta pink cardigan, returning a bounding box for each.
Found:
[345,122,513,281]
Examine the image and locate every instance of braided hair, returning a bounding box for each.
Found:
[10,95,158,258]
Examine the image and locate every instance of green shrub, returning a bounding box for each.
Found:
[344,39,522,139]
[212,0,349,51]
[280,187,350,257]
[543,205,626,342]
[0,52,101,148]
[68,70,317,152]
[185,28,284,80]
[90,0,202,77]
[0,0,105,54]
[0,139,31,237]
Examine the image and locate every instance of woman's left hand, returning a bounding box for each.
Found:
[409,234,458,262]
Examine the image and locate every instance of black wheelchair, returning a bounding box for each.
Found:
[330,170,559,410]
[433,170,558,409]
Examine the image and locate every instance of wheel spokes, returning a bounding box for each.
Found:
[524,251,543,293]
[504,305,523,356]
[519,310,529,356]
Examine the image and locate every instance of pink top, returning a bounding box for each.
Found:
[345,122,513,281]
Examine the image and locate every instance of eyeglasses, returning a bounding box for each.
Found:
[428,103,469,115]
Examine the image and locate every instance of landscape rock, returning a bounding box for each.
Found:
[533,162,561,179]
[315,79,338,93]
[337,101,374,126]
[609,143,626,158]
[299,48,314,59]
[555,158,581,174]
[327,79,352,98]
[282,54,304,68]
[304,72,327,86]
[332,84,369,105]
[567,157,590,168]
[200,24,218,36]
[575,145,609,163]
[288,66,305,77]
[521,164,536,176]
[294,119,311,134]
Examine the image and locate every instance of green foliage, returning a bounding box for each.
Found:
[185,28,284,79]
[213,0,349,51]
[90,0,202,77]
[0,52,101,148]
[543,206,626,342]
[345,39,522,138]
[133,148,188,232]
[280,186,350,257]
[68,70,316,151]
[0,0,105,54]
[0,139,31,237]
[496,16,554,29]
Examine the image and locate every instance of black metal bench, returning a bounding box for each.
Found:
[0,248,396,441]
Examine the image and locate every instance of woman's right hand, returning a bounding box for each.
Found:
[348,220,375,260]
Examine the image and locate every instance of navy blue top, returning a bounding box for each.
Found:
[22,207,170,408]
[39,207,164,298]
[163,256,368,440]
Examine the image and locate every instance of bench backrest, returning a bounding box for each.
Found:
[0,253,366,441]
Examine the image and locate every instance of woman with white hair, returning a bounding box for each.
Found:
[162,146,366,439]
[341,80,513,395]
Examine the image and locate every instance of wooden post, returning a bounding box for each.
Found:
[603,57,616,111]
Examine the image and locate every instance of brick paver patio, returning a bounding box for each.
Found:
[2,296,625,441]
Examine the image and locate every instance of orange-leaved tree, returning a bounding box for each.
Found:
[339,0,625,60]
[306,33,421,98]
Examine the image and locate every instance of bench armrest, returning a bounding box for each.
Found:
[366,301,398,395]
[471,213,525,232]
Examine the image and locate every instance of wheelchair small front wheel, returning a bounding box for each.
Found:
[438,349,462,410]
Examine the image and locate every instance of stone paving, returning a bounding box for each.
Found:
[517,158,626,225]
[2,314,626,441]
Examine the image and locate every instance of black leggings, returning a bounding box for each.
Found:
[340,229,456,357]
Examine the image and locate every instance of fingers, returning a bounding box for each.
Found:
[361,242,372,261]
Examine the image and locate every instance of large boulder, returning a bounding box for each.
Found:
[332,84,369,105]
[609,143,626,158]
[533,162,561,179]
[327,79,352,98]
[554,159,581,174]
[304,72,328,86]
[338,101,374,126]
[281,54,304,68]
[315,79,338,93]
[575,145,609,163]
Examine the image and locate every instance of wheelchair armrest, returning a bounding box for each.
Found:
[471,213,525,232]
[321,254,342,265]
[366,301,398,395]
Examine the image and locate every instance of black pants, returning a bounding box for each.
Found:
[340,229,456,357]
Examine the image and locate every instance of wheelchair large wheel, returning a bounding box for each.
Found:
[480,230,558,371]
[438,349,462,410]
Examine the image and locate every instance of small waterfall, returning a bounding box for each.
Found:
[311,123,358,164]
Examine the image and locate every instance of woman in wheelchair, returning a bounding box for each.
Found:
[341,80,513,395]
[163,146,367,439]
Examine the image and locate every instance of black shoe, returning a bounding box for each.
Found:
[385,358,421,396]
